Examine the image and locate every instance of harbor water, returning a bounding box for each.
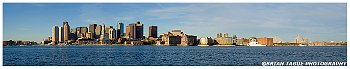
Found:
[3,46,347,66]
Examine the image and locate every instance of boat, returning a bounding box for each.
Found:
[248,42,266,46]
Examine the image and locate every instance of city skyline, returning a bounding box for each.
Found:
[3,3,347,42]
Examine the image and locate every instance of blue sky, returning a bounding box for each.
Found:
[3,3,347,42]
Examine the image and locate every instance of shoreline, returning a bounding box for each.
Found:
[3,45,347,47]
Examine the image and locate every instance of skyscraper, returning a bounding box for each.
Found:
[117,22,124,36]
[95,25,102,39]
[106,26,113,34]
[100,24,106,40]
[51,26,59,44]
[149,26,157,38]
[58,27,64,42]
[125,25,130,37]
[63,22,70,41]
[127,21,144,40]
[109,28,116,40]
[89,24,97,39]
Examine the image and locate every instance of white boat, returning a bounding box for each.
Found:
[248,42,266,46]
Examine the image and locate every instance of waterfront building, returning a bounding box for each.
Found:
[63,22,70,41]
[161,30,197,46]
[215,37,233,45]
[58,27,64,42]
[109,28,116,41]
[180,35,197,46]
[256,37,274,46]
[149,26,158,38]
[214,33,233,45]
[51,26,59,44]
[127,21,144,40]
[171,29,182,36]
[236,38,250,46]
[124,40,143,45]
[199,37,214,46]
[76,38,96,45]
[310,41,344,46]
[89,24,97,39]
[117,22,124,36]
[95,25,102,39]
[216,33,222,38]
[223,33,229,37]
[163,36,181,46]
[3,40,16,46]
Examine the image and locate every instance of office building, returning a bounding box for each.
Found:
[199,37,214,45]
[257,37,273,46]
[127,21,144,40]
[58,27,64,42]
[236,38,249,46]
[214,33,233,45]
[149,26,157,38]
[100,24,106,40]
[89,24,97,39]
[63,22,70,41]
[95,25,102,38]
[161,30,197,46]
[51,26,59,44]
[109,28,116,40]
[125,25,130,37]
[117,22,124,36]
[180,35,197,46]
[106,26,113,34]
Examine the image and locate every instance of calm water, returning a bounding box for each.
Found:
[3,46,347,66]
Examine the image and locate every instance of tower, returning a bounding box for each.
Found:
[149,26,158,38]
[89,24,97,39]
[58,27,64,42]
[63,22,70,42]
[109,28,116,40]
[127,21,144,40]
[51,26,59,44]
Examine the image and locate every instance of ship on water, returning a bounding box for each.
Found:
[247,41,266,46]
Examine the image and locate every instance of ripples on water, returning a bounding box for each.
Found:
[3,46,347,66]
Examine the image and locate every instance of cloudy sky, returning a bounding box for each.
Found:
[3,3,347,42]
